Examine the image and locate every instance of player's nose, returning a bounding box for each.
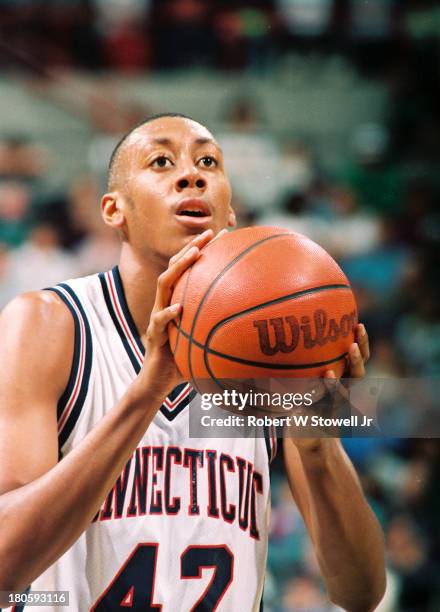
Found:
[175,165,206,192]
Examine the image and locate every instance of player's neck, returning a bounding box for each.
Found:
[117,243,165,337]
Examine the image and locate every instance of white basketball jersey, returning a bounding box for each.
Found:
[6,267,277,612]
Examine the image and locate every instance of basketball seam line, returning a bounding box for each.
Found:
[187,232,291,385]
[172,253,194,355]
[204,282,352,373]
[211,283,350,323]
[204,283,351,373]
[174,324,349,370]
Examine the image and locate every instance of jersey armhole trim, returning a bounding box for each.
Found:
[263,423,278,464]
[9,583,31,611]
[45,284,93,450]
[98,271,143,374]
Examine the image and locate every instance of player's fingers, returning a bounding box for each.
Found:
[213,228,228,241]
[323,369,350,411]
[168,229,213,266]
[355,323,370,363]
[155,228,226,314]
[147,303,182,346]
[348,342,365,379]
[168,228,226,267]
[323,369,346,396]
[323,368,338,393]
[155,246,200,309]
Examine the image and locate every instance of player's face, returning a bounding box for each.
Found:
[109,117,235,263]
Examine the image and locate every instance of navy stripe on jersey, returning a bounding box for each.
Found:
[99,267,195,421]
[263,424,278,464]
[46,285,93,449]
[112,266,145,358]
[99,271,143,374]
[9,585,30,611]
[160,383,198,422]
[270,424,278,462]
[263,429,271,463]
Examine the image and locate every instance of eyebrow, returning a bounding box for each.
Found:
[150,137,219,147]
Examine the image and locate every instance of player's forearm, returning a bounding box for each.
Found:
[0,375,165,597]
[297,439,386,612]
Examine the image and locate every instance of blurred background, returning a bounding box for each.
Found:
[0,0,439,610]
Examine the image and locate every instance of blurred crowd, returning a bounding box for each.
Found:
[0,0,439,75]
[1,1,440,610]
[228,90,440,610]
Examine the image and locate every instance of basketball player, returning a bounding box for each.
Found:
[0,114,385,611]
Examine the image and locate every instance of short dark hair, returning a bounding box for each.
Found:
[107,112,197,189]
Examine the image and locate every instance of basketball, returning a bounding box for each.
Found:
[169,226,357,385]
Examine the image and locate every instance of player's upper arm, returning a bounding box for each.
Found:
[0,291,74,495]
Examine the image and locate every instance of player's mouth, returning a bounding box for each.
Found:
[174,198,213,228]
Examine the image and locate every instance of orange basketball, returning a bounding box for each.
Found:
[169,227,357,386]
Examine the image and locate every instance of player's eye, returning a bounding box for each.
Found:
[151,156,173,169]
[198,156,217,168]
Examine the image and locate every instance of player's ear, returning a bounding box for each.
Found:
[227,206,237,228]
[101,192,126,230]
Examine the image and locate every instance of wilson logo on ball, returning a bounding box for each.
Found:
[253,309,358,356]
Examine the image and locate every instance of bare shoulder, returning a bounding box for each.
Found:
[0,290,75,399]
[0,290,73,346]
[0,289,73,329]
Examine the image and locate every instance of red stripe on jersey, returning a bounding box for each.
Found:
[163,385,191,410]
[107,271,143,365]
[271,424,277,461]
[57,287,87,433]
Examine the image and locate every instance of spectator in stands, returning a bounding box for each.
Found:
[218,98,282,217]
[0,181,32,247]
[340,123,404,216]
[275,0,335,53]
[386,514,438,611]
[0,135,48,182]
[5,222,77,298]
[260,189,329,247]
[214,6,274,72]
[67,175,121,275]
[282,574,333,611]
[324,184,381,258]
[0,243,15,309]
[395,284,440,376]
[153,0,213,69]
[393,176,436,248]
[93,0,152,71]
[75,220,121,277]
[347,0,400,76]
[88,100,153,187]
[213,9,248,71]
[261,181,381,259]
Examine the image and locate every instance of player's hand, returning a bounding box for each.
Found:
[326,322,370,382]
[292,323,370,452]
[139,229,226,397]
